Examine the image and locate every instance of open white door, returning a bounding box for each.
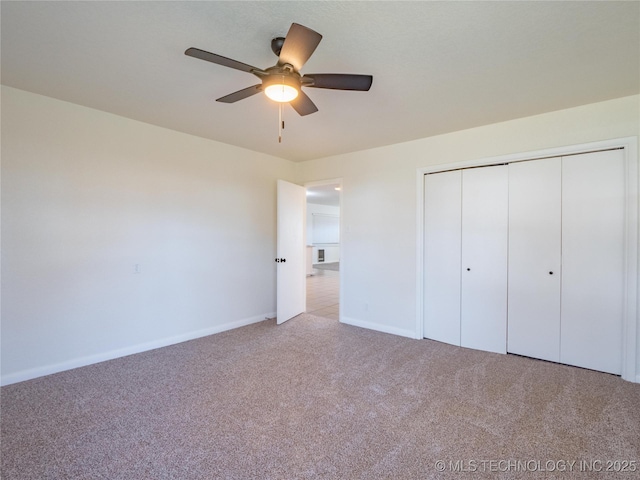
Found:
[276,180,306,324]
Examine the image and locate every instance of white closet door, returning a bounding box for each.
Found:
[424,170,462,346]
[507,158,562,362]
[460,165,508,354]
[561,150,625,374]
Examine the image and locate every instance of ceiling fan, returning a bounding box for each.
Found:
[185,23,373,116]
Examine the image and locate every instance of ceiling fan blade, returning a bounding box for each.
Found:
[185,47,261,74]
[278,23,322,71]
[290,90,318,116]
[303,74,373,91]
[216,85,262,103]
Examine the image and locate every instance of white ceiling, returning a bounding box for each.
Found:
[2,1,638,162]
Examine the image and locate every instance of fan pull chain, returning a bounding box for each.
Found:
[278,102,285,143]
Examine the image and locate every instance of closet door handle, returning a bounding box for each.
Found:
[466,268,471,271]
[549,271,554,275]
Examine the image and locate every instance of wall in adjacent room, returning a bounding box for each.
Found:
[306,203,340,264]
[1,86,296,385]
[296,95,640,350]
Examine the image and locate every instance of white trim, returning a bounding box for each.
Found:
[622,137,638,383]
[0,313,274,386]
[416,136,638,383]
[341,316,415,339]
[419,137,634,175]
[415,171,426,340]
[304,177,343,189]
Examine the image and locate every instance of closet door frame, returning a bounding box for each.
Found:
[416,136,638,383]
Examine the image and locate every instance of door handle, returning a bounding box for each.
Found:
[275,258,287,263]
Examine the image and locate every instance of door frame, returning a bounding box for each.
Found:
[304,178,343,322]
[416,136,639,383]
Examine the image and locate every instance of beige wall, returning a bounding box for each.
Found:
[1,86,296,384]
[2,86,638,384]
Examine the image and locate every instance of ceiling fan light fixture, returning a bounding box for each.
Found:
[186,22,373,117]
[263,75,299,103]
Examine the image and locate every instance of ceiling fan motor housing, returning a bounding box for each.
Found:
[262,71,300,90]
[271,37,286,56]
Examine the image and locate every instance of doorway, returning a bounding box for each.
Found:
[304,180,341,320]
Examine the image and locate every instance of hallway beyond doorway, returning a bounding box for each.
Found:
[306,266,339,320]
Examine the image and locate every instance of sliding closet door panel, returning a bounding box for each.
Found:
[460,165,508,354]
[507,158,562,362]
[424,171,462,346]
[561,150,625,375]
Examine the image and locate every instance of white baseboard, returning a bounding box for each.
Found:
[1,312,275,386]
[340,316,416,339]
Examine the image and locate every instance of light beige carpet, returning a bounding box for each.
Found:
[2,314,639,479]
